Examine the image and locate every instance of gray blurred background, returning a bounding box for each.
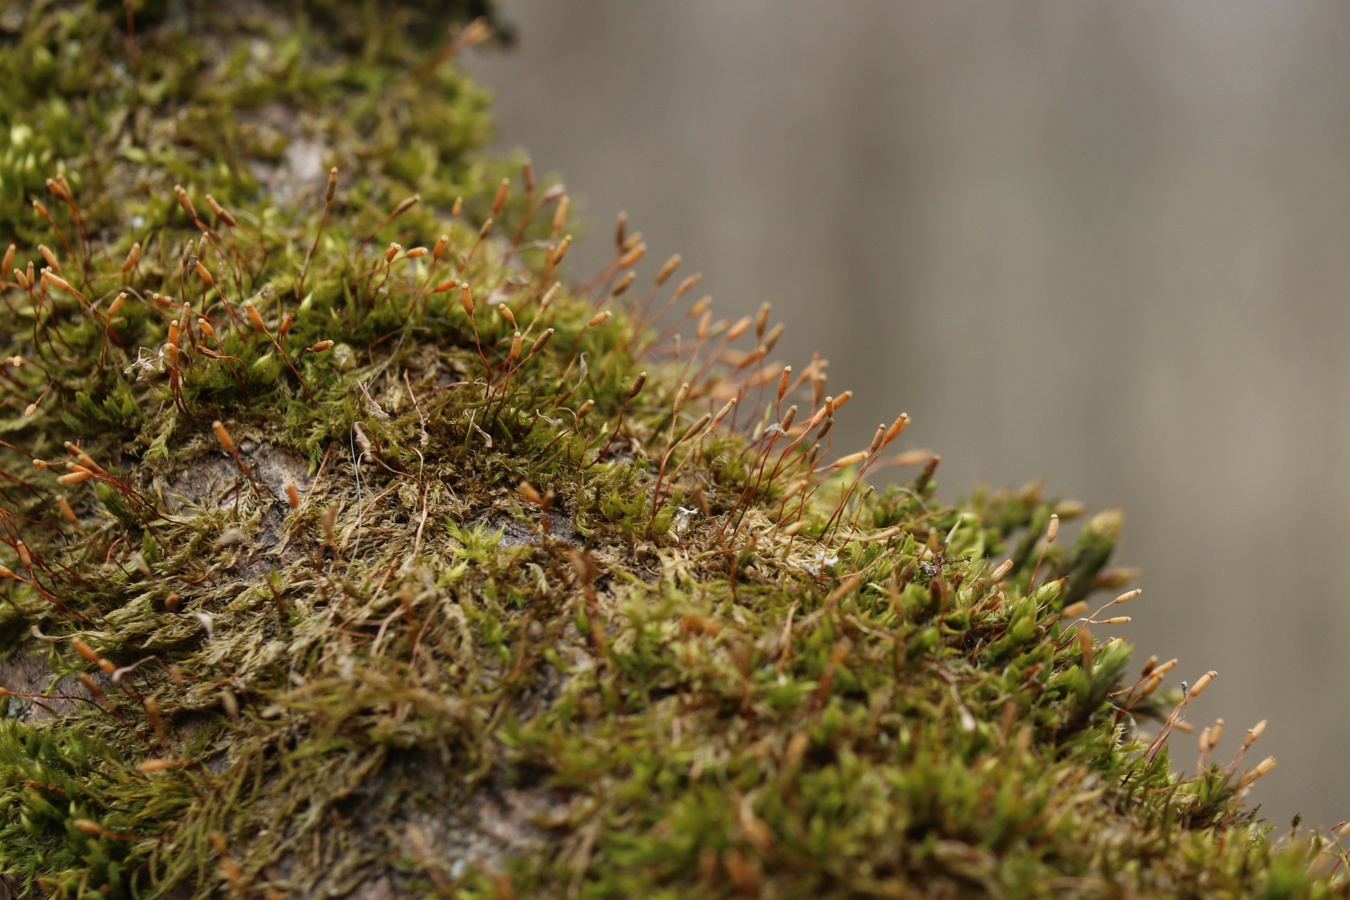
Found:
[468,2,1350,830]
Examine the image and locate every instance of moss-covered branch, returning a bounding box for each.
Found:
[0,3,1343,898]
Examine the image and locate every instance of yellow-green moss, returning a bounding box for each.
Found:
[0,3,1345,898]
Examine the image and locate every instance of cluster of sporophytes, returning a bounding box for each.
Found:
[0,3,1347,898]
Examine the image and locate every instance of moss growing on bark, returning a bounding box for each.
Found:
[0,3,1345,898]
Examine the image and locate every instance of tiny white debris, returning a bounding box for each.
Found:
[216,528,250,546]
[760,423,787,440]
[195,612,214,639]
[802,549,840,576]
[124,346,167,381]
[674,506,699,535]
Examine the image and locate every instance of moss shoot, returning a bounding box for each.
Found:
[0,3,1345,898]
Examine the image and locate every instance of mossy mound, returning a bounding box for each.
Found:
[0,3,1345,898]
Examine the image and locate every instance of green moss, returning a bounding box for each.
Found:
[0,2,1345,898]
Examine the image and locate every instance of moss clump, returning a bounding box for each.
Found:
[0,3,1345,898]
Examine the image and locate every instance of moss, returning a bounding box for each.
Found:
[0,2,1346,898]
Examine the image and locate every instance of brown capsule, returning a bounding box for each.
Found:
[552,234,572,266]
[389,194,420,219]
[587,310,612,328]
[1059,601,1088,620]
[710,398,737,430]
[198,318,215,339]
[526,328,555,361]
[33,199,50,220]
[77,673,105,702]
[165,593,181,613]
[575,399,595,421]
[521,159,535,193]
[325,167,339,202]
[869,423,887,454]
[205,194,238,227]
[627,371,648,401]
[610,270,636,297]
[143,697,165,736]
[882,413,909,449]
[308,340,334,353]
[540,283,560,310]
[278,312,294,337]
[174,185,198,222]
[432,234,450,260]
[140,758,189,773]
[614,211,628,249]
[552,194,570,234]
[828,450,869,470]
[672,382,690,418]
[321,502,338,543]
[762,323,785,354]
[1,244,13,279]
[41,268,83,298]
[71,637,100,664]
[1186,670,1218,701]
[285,483,301,509]
[57,495,78,526]
[38,244,59,273]
[245,303,266,331]
[460,283,474,317]
[45,176,70,201]
[493,177,510,217]
[991,558,1014,582]
[725,316,752,342]
[507,331,522,364]
[672,274,702,303]
[121,241,141,273]
[755,303,771,340]
[675,412,712,445]
[618,242,646,269]
[1237,757,1277,790]
[655,254,681,286]
[519,481,544,506]
[497,303,517,328]
[213,420,235,452]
